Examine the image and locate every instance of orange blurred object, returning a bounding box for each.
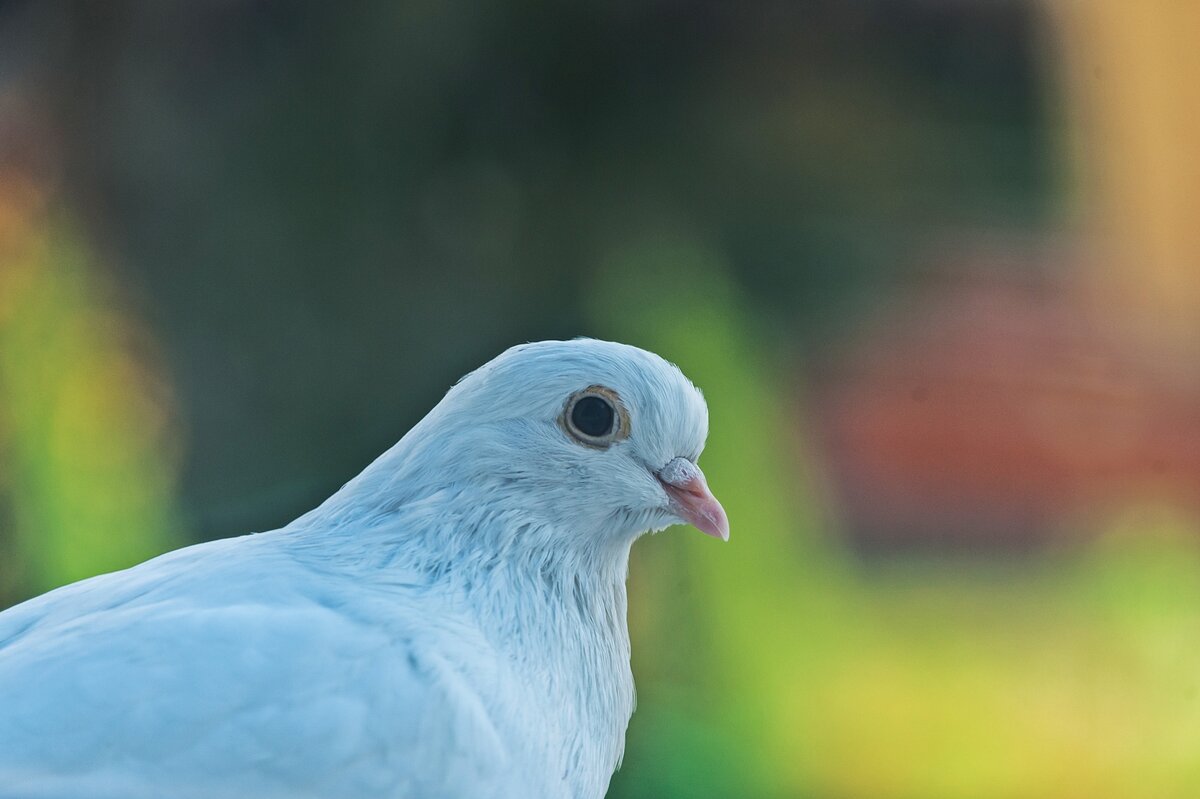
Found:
[813,259,1200,550]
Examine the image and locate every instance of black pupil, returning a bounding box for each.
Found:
[572,396,614,438]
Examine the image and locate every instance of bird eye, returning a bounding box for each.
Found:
[562,386,629,448]
[572,396,614,437]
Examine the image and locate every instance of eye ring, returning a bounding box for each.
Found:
[561,385,630,449]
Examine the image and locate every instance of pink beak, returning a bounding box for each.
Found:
[656,457,730,541]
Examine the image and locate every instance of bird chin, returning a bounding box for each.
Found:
[643,509,684,536]
[613,507,676,539]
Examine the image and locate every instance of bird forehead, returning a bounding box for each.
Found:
[457,340,706,446]
[491,342,696,406]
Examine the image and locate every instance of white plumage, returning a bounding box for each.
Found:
[0,339,727,799]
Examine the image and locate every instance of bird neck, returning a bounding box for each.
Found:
[288,462,637,796]
[289,430,639,581]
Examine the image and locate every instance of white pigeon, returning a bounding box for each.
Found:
[0,338,728,799]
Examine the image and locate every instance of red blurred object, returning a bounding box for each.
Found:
[811,258,1200,551]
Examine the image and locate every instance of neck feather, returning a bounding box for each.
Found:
[286,464,637,792]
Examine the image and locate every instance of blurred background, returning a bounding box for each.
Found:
[2,1,1199,796]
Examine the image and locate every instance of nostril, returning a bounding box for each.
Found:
[655,456,700,488]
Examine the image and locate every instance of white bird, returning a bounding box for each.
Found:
[0,339,728,799]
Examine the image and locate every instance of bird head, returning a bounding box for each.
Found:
[394,339,728,548]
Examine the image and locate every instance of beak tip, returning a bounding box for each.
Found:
[702,514,731,542]
[680,497,730,542]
